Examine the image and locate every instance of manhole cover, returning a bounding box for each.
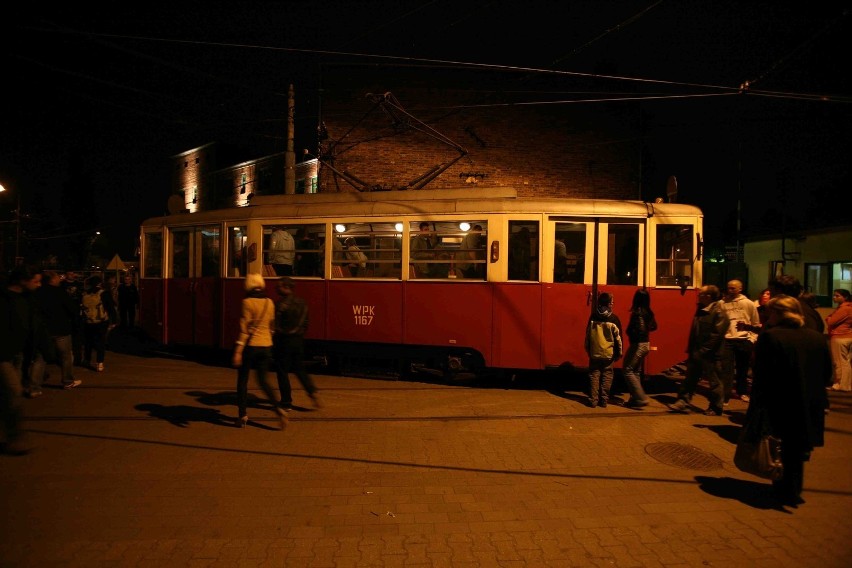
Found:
[645,442,724,471]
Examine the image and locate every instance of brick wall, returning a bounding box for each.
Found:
[318,65,640,200]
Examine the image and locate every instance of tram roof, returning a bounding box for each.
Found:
[142,187,702,227]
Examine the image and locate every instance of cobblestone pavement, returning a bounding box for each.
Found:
[1,338,851,567]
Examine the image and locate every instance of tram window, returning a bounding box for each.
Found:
[607,224,639,285]
[554,223,586,283]
[263,225,296,276]
[293,224,325,277]
[171,231,190,278]
[143,232,163,278]
[508,221,539,281]
[334,222,402,278]
[454,222,487,280]
[656,224,693,287]
[409,221,487,279]
[200,227,221,277]
[228,226,248,277]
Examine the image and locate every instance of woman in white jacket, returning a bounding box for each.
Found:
[232,273,288,429]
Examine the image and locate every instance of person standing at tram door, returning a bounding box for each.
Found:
[584,292,623,408]
[232,273,287,429]
[272,277,321,410]
[269,226,295,276]
[622,289,657,409]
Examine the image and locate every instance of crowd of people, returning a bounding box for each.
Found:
[583,275,849,507]
[0,266,139,455]
[4,263,850,510]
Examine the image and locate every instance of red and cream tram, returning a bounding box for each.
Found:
[139,187,703,376]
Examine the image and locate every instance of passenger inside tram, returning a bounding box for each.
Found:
[410,222,437,277]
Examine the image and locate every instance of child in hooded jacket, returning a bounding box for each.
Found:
[584,292,623,408]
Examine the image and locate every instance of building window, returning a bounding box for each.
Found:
[310,176,318,194]
[295,179,306,194]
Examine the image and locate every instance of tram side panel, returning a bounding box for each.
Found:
[325,281,405,344]
[643,287,697,375]
[490,283,542,370]
[541,283,594,369]
[403,282,493,366]
[139,279,165,345]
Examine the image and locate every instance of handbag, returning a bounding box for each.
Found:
[733,401,784,480]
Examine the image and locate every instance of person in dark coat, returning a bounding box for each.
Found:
[668,285,729,416]
[0,284,31,454]
[117,274,139,329]
[751,294,832,506]
[34,270,81,388]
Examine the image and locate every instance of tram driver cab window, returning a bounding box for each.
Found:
[656,224,693,287]
[508,221,539,281]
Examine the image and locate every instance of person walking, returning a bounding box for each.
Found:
[34,270,81,389]
[622,289,657,409]
[584,292,623,408]
[117,274,139,329]
[718,279,760,404]
[232,273,288,429]
[5,267,49,398]
[826,289,852,392]
[61,270,85,366]
[273,277,321,411]
[668,285,729,416]
[0,282,31,455]
[750,295,832,506]
[81,276,117,372]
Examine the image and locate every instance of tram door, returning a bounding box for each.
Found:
[165,225,221,346]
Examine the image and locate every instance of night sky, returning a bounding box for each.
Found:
[2,1,849,265]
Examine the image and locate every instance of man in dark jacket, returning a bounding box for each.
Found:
[668,285,730,416]
[35,270,81,389]
[273,277,321,410]
[117,274,139,329]
[1,283,31,455]
[5,267,48,398]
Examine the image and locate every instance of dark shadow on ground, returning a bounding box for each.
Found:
[695,475,793,512]
[135,403,236,428]
[694,423,742,445]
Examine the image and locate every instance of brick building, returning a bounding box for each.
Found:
[171,65,642,209]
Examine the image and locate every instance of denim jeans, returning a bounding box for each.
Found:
[19,350,46,396]
[236,345,279,418]
[622,342,650,403]
[679,354,724,412]
[274,334,316,407]
[720,339,754,401]
[51,335,75,385]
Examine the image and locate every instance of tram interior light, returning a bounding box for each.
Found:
[394,222,403,232]
[459,222,471,232]
[335,224,346,233]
